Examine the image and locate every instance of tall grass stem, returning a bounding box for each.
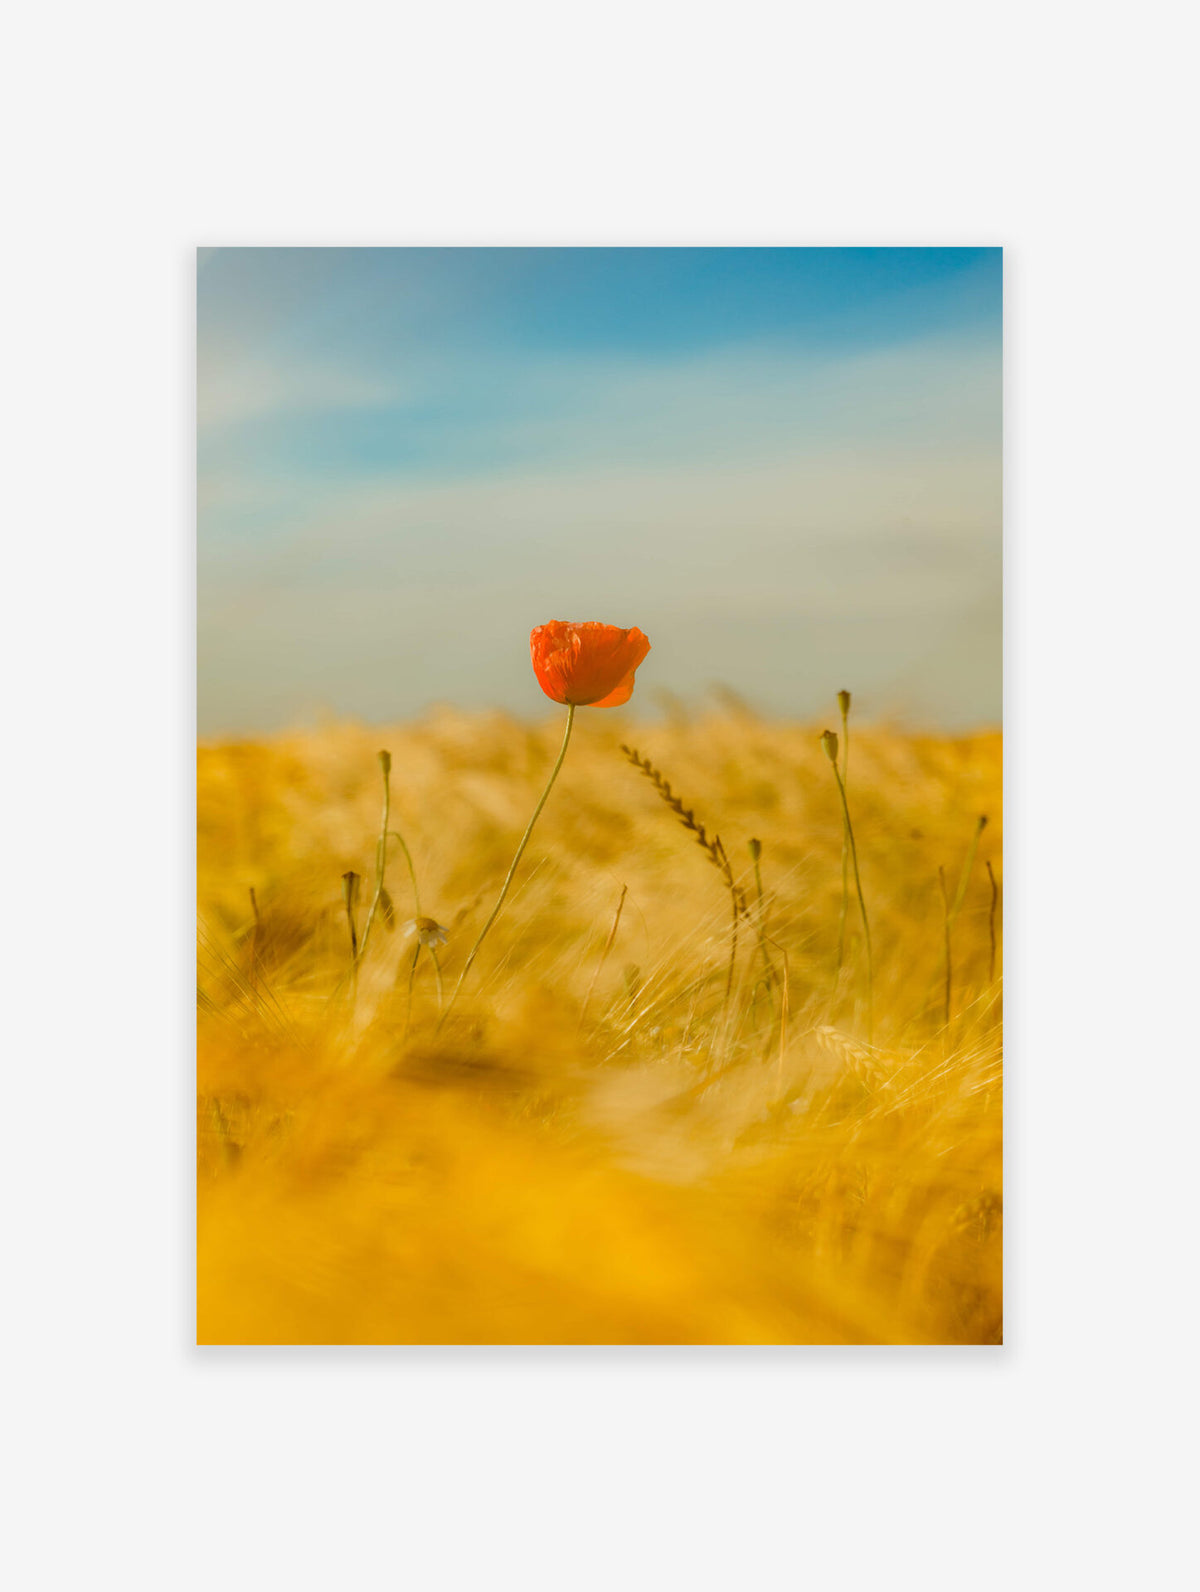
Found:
[825,739,873,1040]
[429,947,444,1009]
[726,886,738,1003]
[923,815,989,1023]
[248,886,261,992]
[950,815,988,926]
[581,883,627,1026]
[357,751,392,963]
[938,864,952,1029]
[387,831,422,920]
[403,943,421,1036]
[749,839,778,994]
[341,870,360,996]
[836,692,851,972]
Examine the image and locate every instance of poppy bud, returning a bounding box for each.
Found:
[748,838,762,862]
[821,730,839,764]
[378,750,392,777]
[837,690,851,715]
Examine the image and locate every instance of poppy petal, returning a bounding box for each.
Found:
[587,670,639,708]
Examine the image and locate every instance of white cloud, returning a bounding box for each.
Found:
[197,348,403,434]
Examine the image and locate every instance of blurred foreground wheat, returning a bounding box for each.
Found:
[198,709,1001,1344]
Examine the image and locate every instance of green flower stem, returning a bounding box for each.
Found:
[429,947,444,1009]
[751,843,775,987]
[922,815,988,1022]
[939,863,952,1028]
[829,756,873,1041]
[836,694,851,972]
[357,751,392,963]
[341,870,361,1000]
[949,815,988,926]
[342,871,360,961]
[403,942,421,1038]
[725,889,739,1003]
[441,703,576,1025]
[387,830,421,919]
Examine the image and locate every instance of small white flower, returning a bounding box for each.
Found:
[405,916,448,948]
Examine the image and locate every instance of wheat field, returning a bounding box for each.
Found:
[197,706,1001,1345]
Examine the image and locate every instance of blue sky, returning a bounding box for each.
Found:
[198,247,1001,733]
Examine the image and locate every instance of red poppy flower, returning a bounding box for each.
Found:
[530,621,651,708]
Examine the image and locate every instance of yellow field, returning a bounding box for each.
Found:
[197,708,1001,1344]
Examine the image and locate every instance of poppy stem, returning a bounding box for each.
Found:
[440,703,576,1025]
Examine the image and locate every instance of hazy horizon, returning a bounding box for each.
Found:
[198,247,1001,737]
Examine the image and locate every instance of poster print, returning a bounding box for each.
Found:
[197,247,1002,1345]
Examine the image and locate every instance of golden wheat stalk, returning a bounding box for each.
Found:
[809,1023,891,1089]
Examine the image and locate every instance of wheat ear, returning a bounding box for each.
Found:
[621,744,749,1000]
